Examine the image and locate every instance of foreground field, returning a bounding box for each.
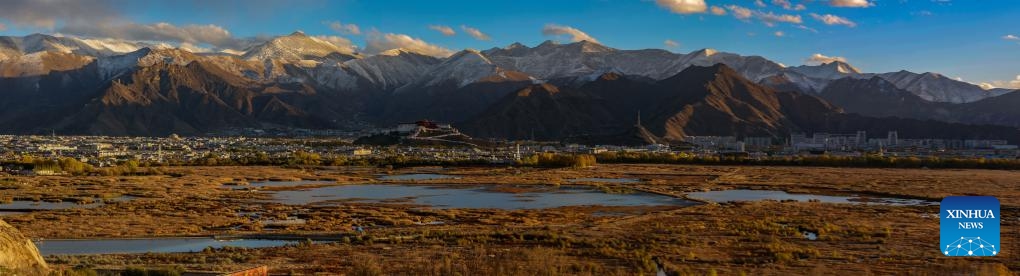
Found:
[2,164,1018,275]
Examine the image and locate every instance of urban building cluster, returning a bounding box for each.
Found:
[0,135,369,167]
[681,131,1019,158]
[0,134,524,171]
[0,128,1016,174]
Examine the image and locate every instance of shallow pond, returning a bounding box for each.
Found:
[803,231,818,240]
[223,180,335,190]
[377,173,460,181]
[269,184,694,209]
[35,238,297,255]
[0,200,103,210]
[568,178,640,184]
[686,190,937,206]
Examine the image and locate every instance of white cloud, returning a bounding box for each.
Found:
[664,39,680,48]
[710,6,727,16]
[805,53,848,65]
[0,0,297,50]
[726,5,800,26]
[797,25,819,33]
[772,0,806,10]
[178,42,211,53]
[541,24,598,43]
[829,0,873,8]
[774,31,785,37]
[0,0,119,29]
[313,35,358,54]
[810,13,857,27]
[365,32,453,57]
[1004,35,1020,41]
[61,21,251,49]
[758,11,802,25]
[726,5,754,20]
[772,0,790,8]
[428,25,456,36]
[461,25,491,41]
[755,0,767,7]
[655,0,707,14]
[325,21,360,35]
[980,75,1020,89]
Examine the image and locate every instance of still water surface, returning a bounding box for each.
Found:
[35,238,296,255]
[377,173,460,181]
[687,189,937,206]
[269,183,694,209]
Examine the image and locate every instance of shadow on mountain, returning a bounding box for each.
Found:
[462,64,1020,144]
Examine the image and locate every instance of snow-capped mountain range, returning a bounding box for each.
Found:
[1,31,1019,138]
[0,32,1012,104]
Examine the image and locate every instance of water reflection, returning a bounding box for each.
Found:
[568,178,640,184]
[687,189,937,206]
[35,238,296,255]
[378,174,460,181]
[269,184,694,209]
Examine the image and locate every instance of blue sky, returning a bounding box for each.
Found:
[0,0,1017,87]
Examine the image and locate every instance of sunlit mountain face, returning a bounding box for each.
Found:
[0,0,1016,138]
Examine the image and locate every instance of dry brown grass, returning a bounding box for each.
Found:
[1,164,1015,274]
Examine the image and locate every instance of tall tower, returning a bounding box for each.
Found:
[514,143,521,161]
[636,110,642,127]
[887,131,898,146]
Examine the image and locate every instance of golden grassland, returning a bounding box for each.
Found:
[2,164,1018,275]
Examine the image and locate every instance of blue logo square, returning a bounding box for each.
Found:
[940,196,999,257]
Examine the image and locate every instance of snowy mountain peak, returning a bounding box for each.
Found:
[526,40,615,53]
[0,33,145,59]
[506,42,527,50]
[0,33,1012,106]
[20,34,73,54]
[379,48,411,56]
[447,49,492,64]
[409,48,507,88]
[569,40,613,53]
[824,61,861,74]
[874,70,1003,103]
[536,40,560,49]
[377,48,439,58]
[242,32,352,61]
[72,37,145,55]
[689,48,719,57]
[788,60,862,81]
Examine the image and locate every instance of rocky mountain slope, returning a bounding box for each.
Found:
[462,65,1019,142]
[821,76,1020,128]
[0,32,1015,139]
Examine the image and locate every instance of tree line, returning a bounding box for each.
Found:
[594,152,1020,170]
[3,150,1017,175]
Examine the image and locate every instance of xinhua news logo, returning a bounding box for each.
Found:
[941,196,999,257]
